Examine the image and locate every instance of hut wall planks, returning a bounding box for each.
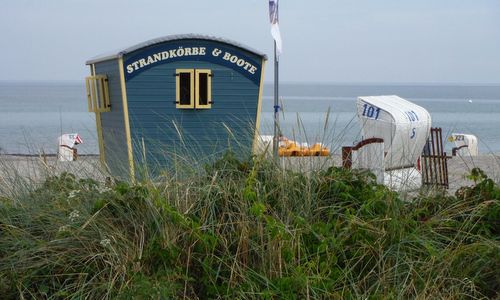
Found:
[86,35,266,178]
[93,59,129,177]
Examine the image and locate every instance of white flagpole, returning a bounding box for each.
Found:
[273,41,279,159]
[269,0,281,159]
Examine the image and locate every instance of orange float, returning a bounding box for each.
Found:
[278,139,329,157]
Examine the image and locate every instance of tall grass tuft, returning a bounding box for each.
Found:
[0,153,499,299]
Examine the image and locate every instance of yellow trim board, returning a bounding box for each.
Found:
[85,76,93,112]
[252,58,267,154]
[85,75,111,113]
[118,57,135,182]
[91,64,106,164]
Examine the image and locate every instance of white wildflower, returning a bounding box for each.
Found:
[58,225,71,233]
[68,190,80,199]
[100,238,111,247]
[69,210,80,222]
[98,186,112,193]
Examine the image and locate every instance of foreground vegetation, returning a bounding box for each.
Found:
[0,153,499,299]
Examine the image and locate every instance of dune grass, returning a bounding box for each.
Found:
[0,152,498,299]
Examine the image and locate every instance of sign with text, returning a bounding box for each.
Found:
[123,40,262,84]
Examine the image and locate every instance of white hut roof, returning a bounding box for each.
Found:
[86,34,267,65]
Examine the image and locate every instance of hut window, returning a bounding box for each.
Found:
[85,75,111,112]
[176,69,195,109]
[176,68,212,109]
[195,69,212,109]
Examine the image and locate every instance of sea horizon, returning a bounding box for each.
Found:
[1,81,500,155]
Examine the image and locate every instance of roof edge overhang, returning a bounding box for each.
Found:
[86,34,268,65]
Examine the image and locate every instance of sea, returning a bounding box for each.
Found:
[1,81,500,155]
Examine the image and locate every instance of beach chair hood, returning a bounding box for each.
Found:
[58,133,83,149]
[450,133,478,156]
[357,95,431,170]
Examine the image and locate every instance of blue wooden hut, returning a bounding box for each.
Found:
[85,34,267,180]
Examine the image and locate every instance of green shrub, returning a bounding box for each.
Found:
[0,154,498,298]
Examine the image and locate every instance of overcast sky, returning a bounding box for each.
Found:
[1,0,499,83]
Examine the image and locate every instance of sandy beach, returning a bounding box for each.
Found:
[0,155,105,190]
[1,153,498,195]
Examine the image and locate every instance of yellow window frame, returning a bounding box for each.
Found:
[85,75,110,112]
[195,69,212,109]
[176,69,195,109]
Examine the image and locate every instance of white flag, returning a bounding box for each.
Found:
[269,0,282,56]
